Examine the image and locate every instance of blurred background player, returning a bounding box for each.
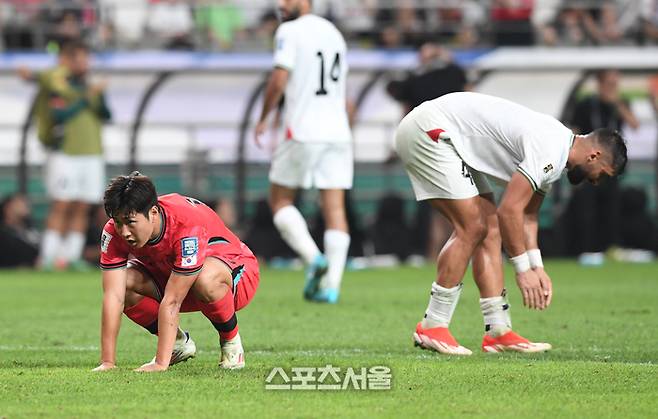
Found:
[20,38,111,271]
[254,0,352,304]
[0,193,39,268]
[566,69,639,265]
[395,92,627,355]
[94,173,259,372]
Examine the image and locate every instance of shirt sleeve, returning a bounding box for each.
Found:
[517,133,569,196]
[273,24,296,71]
[171,226,208,276]
[99,222,129,270]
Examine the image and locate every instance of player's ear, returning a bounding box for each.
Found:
[149,205,158,219]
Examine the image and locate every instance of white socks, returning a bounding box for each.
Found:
[40,229,63,265]
[480,292,512,337]
[420,282,463,329]
[273,205,320,265]
[61,231,86,263]
[323,229,350,289]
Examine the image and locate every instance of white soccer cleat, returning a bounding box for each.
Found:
[413,323,472,356]
[482,330,552,353]
[151,331,196,366]
[171,331,197,364]
[219,332,245,370]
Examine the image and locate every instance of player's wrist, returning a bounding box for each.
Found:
[528,248,544,268]
[510,252,531,273]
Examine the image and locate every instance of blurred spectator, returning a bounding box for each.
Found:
[99,0,148,48]
[145,0,194,49]
[374,0,426,48]
[386,42,469,115]
[0,0,46,50]
[370,194,411,261]
[82,204,108,264]
[565,69,639,265]
[0,194,39,268]
[195,0,245,50]
[433,1,485,48]
[250,9,279,50]
[639,0,658,44]
[490,0,535,46]
[554,1,623,46]
[213,197,237,232]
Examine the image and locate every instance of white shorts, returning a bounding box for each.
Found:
[269,140,353,190]
[394,110,491,201]
[45,152,106,203]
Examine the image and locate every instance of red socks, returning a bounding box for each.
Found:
[199,291,238,341]
[124,296,159,335]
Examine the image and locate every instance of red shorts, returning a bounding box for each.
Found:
[128,251,259,313]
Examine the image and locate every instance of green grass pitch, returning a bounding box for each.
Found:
[1,261,657,418]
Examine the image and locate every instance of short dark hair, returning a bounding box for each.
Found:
[592,128,627,176]
[103,172,158,219]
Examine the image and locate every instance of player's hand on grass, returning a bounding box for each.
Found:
[92,362,116,372]
[134,360,168,373]
[254,120,267,148]
[515,269,546,310]
[534,267,553,308]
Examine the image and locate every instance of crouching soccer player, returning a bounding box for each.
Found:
[92,173,259,372]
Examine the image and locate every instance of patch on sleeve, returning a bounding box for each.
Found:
[181,237,199,267]
[100,231,112,254]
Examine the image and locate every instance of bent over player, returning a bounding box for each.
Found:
[93,173,259,372]
[395,92,627,355]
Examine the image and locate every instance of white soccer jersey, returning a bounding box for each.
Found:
[273,14,351,143]
[417,92,574,195]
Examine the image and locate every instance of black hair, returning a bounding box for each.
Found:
[103,171,158,219]
[592,128,627,176]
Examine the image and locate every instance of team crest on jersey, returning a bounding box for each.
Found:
[181,237,198,267]
[543,164,554,174]
[101,231,112,253]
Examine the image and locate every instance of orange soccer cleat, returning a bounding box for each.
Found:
[413,323,472,356]
[482,330,552,353]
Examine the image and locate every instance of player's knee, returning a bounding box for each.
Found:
[193,261,232,303]
[463,218,488,245]
[193,280,230,304]
[125,267,145,293]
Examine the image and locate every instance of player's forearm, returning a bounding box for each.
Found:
[100,294,123,364]
[258,78,284,123]
[154,298,181,367]
[523,213,539,250]
[497,206,527,257]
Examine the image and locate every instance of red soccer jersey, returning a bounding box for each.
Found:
[100,194,245,279]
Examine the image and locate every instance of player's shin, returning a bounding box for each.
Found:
[414,282,471,355]
[199,291,239,341]
[322,229,350,291]
[421,282,463,329]
[273,205,321,264]
[480,289,512,337]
